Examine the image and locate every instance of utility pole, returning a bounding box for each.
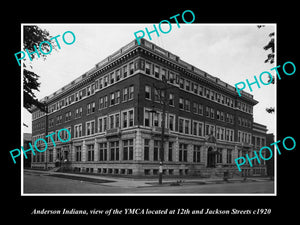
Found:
[152,76,174,185]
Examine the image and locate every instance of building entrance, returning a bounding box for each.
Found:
[207,147,216,168]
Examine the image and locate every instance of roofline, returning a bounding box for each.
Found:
[33,38,257,109]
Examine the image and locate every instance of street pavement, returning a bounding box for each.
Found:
[23,169,274,194]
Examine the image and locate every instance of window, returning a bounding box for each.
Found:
[75,92,79,101]
[221,95,225,104]
[184,99,190,111]
[115,91,120,104]
[179,98,184,110]
[87,86,91,96]
[168,142,173,161]
[154,140,160,161]
[87,103,91,115]
[86,120,95,135]
[104,75,108,87]
[123,139,133,160]
[123,87,128,102]
[110,92,115,106]
[216,127,220,139]
[210,90,215,100]
[184,119,190,134]
[154,88,160,102]
[206,106,210,117]
[193,83,198,94]
[56,115,62,124]
[65,111,71,121]
[75,146,82,161]
[179,143,188,162]
[185,80,190,91]
[91,102,95,113]
[145,62,151,75]
[216,148,222,163]
[216,93,221,103]
[230,130,234,142]
[226,129,229,141]
[129,62,134,75]
[99,142,107,161]
[193,145,201,163]
[179,118,184,133]
[154,65,160,78]
[110,141,119,161]
[87,102,95,115]
[122,109,134,128]
[110,72,115,84]
[198,104,203,115]
[199,86,203,96]
[129,110,134,127]
[169,72,175,83]
[122,111,127,128]
[144,139,150,161]
[91,84,95,94]
[99,97,104,110]
[161,68,166,80]
[205,88,210,98]
[198,122,203,136]
[169,114,175,131]
[153,112,159,127]
[144,109,151,127]
[87,144,94,161]
[74,124,82,138]
[193,121,198,135]
[239,117,243,126]
[104,96,108,108]
[179,78,184,89]
[123,65,128,78]
[99,78,103,89]
[169,93,174,106]
[116,69,121,81]
[49,118,54,128]
[145,85,151,99]
[109,115,114,129]
[209,108,214,119]
[129,85,134,100]
[98,116,107,133]
[193,102,198,114]
[227,149,232,163]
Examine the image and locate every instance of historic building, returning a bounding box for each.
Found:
[30,38,268,177]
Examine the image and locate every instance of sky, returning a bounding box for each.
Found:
[22,23,276,134]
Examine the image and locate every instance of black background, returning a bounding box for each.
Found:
[3,2,298,222]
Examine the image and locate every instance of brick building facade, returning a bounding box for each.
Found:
[31,38,268,177]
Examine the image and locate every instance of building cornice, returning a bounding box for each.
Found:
[32,38,258,111]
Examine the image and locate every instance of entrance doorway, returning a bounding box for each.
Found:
[207,147,216,168]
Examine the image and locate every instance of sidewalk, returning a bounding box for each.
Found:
[24,169,272,188]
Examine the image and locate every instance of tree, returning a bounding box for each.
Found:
[258,25,275,114]
[23,25,56,113]
[263,32,275,64]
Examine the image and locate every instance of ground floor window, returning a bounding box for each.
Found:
[123,139,133,160]
[75,146,82,161]
[216,148,222,163]
[226,149,233,163]
[87,144,94,161]
[99,142,107,161]
[144,139,150,161]
[193,145,201,163]
[179,143,188,162]
[110,141,119,161]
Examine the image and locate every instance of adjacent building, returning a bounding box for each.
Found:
[30,38,269,177]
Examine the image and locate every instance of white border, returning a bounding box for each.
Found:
[21,23,277,196]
